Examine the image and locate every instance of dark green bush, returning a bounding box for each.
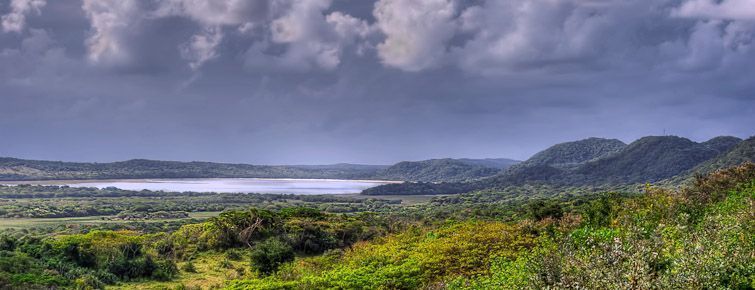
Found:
[250,238,294,275]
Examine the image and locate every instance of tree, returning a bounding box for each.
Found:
[528,201,563,221]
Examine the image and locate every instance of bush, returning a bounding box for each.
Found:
[225,249,243,261]
[181,261,197,273]
[151,259,178,281]
[528,200,564,221]
[250,238,295,275]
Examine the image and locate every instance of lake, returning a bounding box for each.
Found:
[5,178,399,195]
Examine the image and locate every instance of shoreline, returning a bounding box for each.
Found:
[1,177,404,185]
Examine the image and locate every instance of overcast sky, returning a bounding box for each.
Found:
[0,0,753,164]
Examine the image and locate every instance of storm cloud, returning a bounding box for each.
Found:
[0,0,753,164]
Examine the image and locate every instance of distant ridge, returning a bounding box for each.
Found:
[0,157,518,182]
[0,158,387,181]
[363,135,754,195]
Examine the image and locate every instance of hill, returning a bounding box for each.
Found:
[572,136,726,184]
[365,135,752,195]
[514,137,626,169]
[701,136,743,153]
[375,158,519,183]
[690,136,754,175]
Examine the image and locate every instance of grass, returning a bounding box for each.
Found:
[109,252,254,290]
[0,211,222,229]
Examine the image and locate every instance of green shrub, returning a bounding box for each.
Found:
[225,249,244,261]
[250,238,295,275]
[151,259,178,281]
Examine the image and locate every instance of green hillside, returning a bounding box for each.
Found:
[514,137,626,168]
[574,136,722,184]
[367,135,753,195]
[375,158,518,183]
[691,136,755,175]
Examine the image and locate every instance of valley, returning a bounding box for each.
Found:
[0,135,752,289]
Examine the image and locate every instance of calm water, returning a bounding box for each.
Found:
[8,178,398,195]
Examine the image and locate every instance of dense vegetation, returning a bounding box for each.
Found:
[692,137,755,175]
[0,163,750,289]
[227,163,755,289]
[0,207,393,289]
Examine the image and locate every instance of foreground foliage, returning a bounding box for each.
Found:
[230,163,755,289]
[0,163,752,289]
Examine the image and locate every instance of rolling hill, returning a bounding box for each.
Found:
[572,136,732,184]
[513,137,626,169]
[690,136,754,175]
[375,158,519,183]
[365,135,754,195]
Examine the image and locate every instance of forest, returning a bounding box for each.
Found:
[0,163,751,289]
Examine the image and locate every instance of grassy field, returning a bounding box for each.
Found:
[109,252,252,290]
[0,211,221,229]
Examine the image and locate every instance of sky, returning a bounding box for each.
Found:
[0,0,754,165]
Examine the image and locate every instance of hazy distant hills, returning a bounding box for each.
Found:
[364,135,754,195]
[2,135,752,190]
[0,157,516,182]
[0,158,388,181]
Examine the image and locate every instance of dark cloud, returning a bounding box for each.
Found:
[0,0,753,164]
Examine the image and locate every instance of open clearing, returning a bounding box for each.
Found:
[0,211,221,229]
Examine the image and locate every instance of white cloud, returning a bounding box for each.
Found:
[269,0,339,69]
[373,0,458,71]
[678,21,727,70]
[326,11,374,56]
[661,19,755,72]
[155,0,272,26]
[246,0,372,71]
[664,0,755,72]
[156,0,276,71]
[180,26,224,70]
[64,0,755,75]
[81,0,140,66]
[1,0,46,33]
[673,0,755,20]
[454,0,626,75]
